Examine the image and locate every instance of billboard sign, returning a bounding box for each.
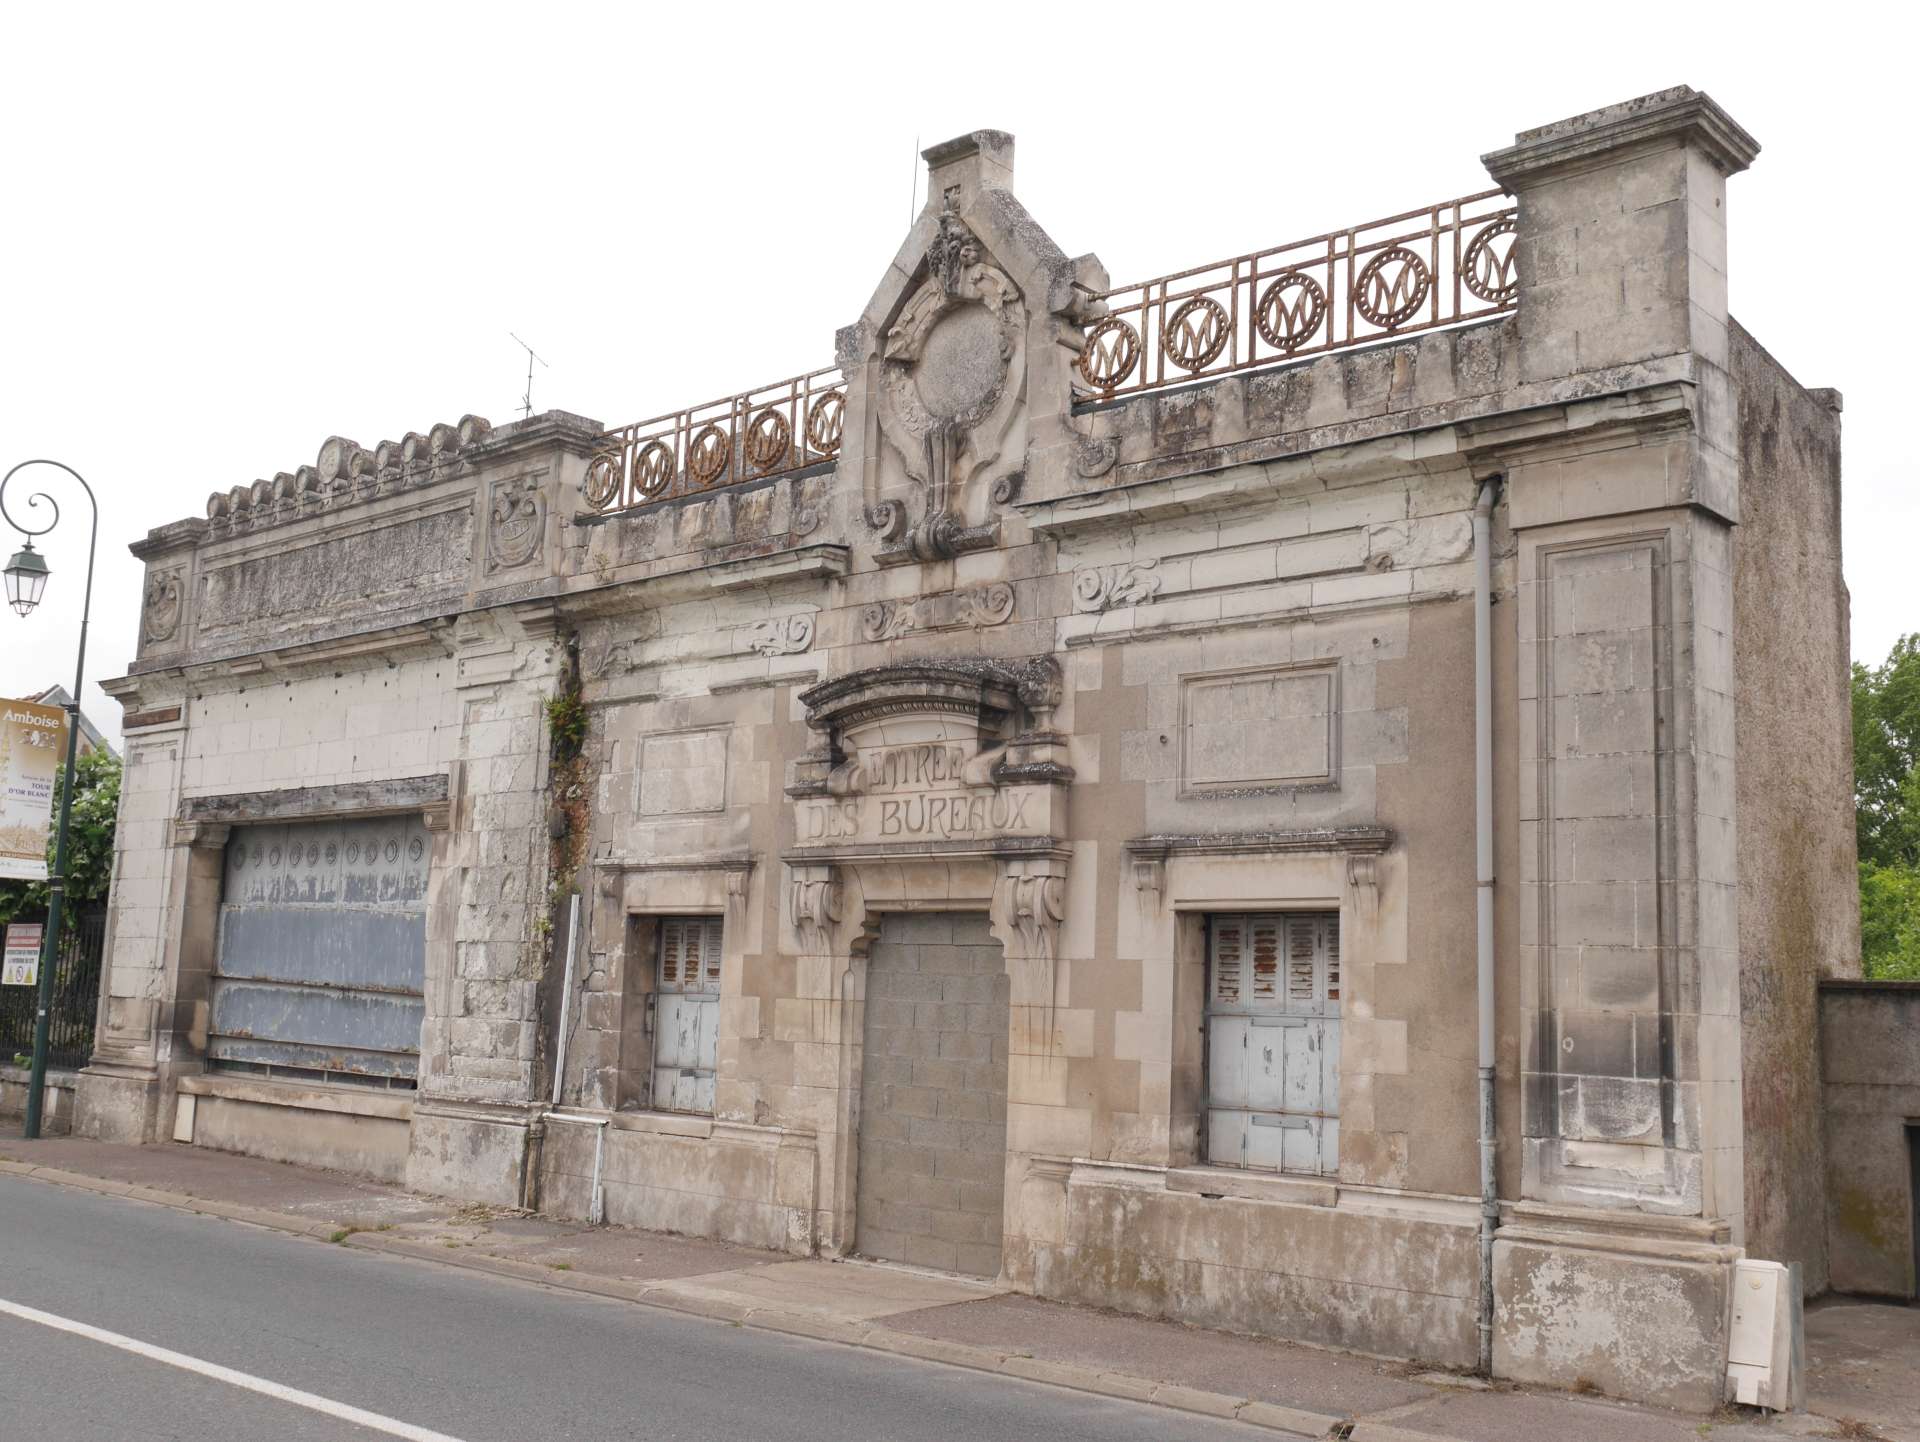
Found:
[0,698,66,881]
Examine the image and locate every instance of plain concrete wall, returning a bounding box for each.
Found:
[1821,982,1919,1297]
[1730,321,1858,1295]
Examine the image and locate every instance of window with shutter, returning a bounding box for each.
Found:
[653,915,723,1114]
[1204,911,1341,1175]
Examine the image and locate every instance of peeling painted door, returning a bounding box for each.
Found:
[652,916,721,1114]
[211,818,429,1084]
[1206,913,1340,1174]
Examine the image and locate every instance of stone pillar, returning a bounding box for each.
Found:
[990,851,1075,1289]
[783,860,859,1253]
[1475,87,1758,1411]
[74,718,191,1143]
[405,606,565,1205]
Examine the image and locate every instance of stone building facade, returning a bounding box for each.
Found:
[80,87,1859,1410]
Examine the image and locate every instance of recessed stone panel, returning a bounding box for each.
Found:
[637,728,729,816]
[1178,664,1338,795]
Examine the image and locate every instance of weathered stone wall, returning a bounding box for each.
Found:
[81,414,596,1209]
[1820,982,1919,1297]
[80,87,1853,1412]
[1729,321,1856,1295]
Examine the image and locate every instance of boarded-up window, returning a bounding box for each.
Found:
[210,818,429,1087]
[1206,912,1340,1175]
[653,915,722,1114]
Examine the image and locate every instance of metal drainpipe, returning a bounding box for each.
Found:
[540,892,608,1225]
[1474,478,1500,1375]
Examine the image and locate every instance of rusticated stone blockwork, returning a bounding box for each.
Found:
[856,913,1010,1277]
[86,88,1857,1410]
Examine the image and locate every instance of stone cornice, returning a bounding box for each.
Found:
[180,773,449,826]
[1483,85,1759,187]
[1124,827,1393,860]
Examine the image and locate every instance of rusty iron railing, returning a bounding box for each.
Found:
[583,191,1519,512]
[585,366,846,515]
[1075,190,1517,401]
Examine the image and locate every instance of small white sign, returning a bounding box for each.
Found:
[2,922,42,987]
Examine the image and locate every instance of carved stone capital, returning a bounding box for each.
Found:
[993,856,1069,964]
[787,862,844,955]
[168,820,231,851]
[1130,845,1167,900]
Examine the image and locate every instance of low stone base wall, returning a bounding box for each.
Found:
[0,1065,79,1134]
[1493,1205,1738,1412]
[1014,1161,1481,1368]
[538,1111,818,1256]
[174,1074,414,1183]
[74,1064,161,1143]
[406,1101,536,1207]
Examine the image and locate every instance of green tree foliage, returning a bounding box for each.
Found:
[1853,634,1920,977]
[0,746,121,928]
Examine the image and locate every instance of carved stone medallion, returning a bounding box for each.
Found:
[143,569,184,642]
[873,205,1026,565]
[487,475,545,572]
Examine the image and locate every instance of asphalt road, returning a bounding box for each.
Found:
[0,1174,1255,1441]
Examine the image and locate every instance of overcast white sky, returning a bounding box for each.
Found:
[2,5,1910,746]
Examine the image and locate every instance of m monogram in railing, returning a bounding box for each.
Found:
[584,365,846,516]
[1074,189,1517,401]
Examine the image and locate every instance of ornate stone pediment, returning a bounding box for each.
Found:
[786,659,1071,851]
[869,207,1027,565]
[839,133,1110,575]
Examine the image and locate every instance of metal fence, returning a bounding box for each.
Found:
[1075,190,1518,401]
[580,188,1519,514]
[1,907,104,1072]
[585,365,846,518]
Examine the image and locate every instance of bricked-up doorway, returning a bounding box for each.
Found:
[856,912,1010,1277]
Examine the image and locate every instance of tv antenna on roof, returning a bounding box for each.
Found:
[510,333,549,419]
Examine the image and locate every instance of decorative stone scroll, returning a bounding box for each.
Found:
[1071,559,1160,613]
[859,582,1014,642]
[743,613,816,656]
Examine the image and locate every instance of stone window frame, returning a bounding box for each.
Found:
[162,774,453,1126]
[644,913,725,1116]
[1125,828,1389,1175]
[1200,909,1343,1178]
[586,856,754,1119]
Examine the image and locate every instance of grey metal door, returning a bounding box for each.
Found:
[210,818,429,1085]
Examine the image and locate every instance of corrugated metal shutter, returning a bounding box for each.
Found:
[1206,912,1340,1174]
[210,818,429,1085]
[653,915,722,1114]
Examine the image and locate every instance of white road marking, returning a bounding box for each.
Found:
[0,1296,468,1441]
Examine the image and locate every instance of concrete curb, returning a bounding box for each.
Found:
[1,1159,1407,1440]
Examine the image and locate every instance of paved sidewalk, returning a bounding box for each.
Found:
[0,1136,1907,1442]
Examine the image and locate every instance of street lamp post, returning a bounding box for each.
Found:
[3,460,98,1140]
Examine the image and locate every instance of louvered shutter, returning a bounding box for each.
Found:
[654,915,723,1113]
[1206,912,1341,1175]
